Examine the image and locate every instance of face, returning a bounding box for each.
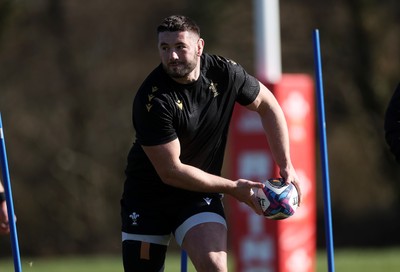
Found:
[158,31,203,82]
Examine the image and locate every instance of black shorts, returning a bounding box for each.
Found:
[121,189,226,246]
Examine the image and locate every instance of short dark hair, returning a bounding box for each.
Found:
[157,15,200,36]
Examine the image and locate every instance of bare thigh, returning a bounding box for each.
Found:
[181,222,228,272]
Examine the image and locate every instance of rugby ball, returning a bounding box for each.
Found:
[256,178,299,220]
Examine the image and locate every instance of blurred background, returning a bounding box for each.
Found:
[0,0,399,258]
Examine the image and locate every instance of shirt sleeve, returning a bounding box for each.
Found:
[226,58,260,106]
[133,91,177,146]
[236,72,260,106]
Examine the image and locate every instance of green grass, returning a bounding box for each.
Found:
[0,248,399,271]
[317,248,400,272]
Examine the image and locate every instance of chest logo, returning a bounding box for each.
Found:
[176,100,183,110]
[209,81,219,97]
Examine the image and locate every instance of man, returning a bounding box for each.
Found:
[121,15,300,272]
[0,181,10,234]
[384,82,400,163]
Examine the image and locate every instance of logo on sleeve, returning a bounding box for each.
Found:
[145,86,159,112]
[227,59,237,65]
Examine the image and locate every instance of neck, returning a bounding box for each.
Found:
[172,71,199,84]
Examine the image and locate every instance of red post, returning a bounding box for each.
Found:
[227,74,316,272]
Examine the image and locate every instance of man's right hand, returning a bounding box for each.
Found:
[229,179,264,216]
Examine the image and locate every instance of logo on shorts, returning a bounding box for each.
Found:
[129,212,140,226]
[203,197,212,205]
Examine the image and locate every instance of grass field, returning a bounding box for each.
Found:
[0,248,400,271]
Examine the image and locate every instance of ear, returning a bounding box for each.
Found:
[197,38,205,56]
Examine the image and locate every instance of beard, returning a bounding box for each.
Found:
[163,55,198,79]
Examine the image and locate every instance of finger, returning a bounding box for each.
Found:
[250,194,264,215]
[282,177,302,207]
[249,181,265,188]
[291,180,302,207]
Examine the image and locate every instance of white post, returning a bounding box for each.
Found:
[253,0,282,84]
